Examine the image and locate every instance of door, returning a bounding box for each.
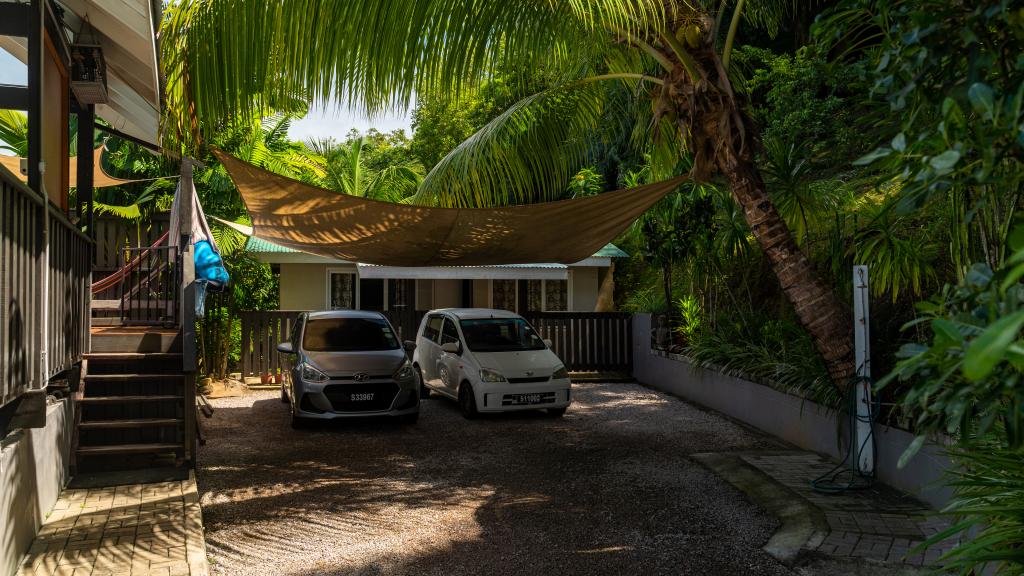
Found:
[418,314,445,387]
[436,317,463,395]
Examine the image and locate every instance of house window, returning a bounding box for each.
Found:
[328,271,355,310]
[526,280,542,312]
[523,279,568,311]
[491,279,517,312]
[545,280,568,311]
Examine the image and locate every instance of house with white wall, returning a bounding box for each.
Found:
[246,237,627,314]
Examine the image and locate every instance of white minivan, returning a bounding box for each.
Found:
[412,308,572,418]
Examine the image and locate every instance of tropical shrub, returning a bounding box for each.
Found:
[881,246,1024,573]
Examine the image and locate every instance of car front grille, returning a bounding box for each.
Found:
[507,376,550,384]
[323,382,400,412]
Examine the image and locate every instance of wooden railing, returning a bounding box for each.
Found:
[1,165,92,410]
[46,203,93,379]
[238,309,633,378]
[522,312,633,373]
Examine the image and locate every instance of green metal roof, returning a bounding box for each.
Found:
[245,236,300,253]
[245,236,628,259]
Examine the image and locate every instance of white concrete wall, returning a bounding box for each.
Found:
[432,279,462,309]
[1,398,74,576]
[631,314,952,509]
[279,263,327,310]
[570,267,599,312]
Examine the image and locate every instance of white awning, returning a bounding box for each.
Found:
[357,264,568,281]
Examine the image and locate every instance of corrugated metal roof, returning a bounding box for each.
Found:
[245,237,629,259]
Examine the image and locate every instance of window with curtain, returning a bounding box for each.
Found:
[545,280,568,311]
[329,272,355,309]
[526,280,542,312]
[492,280,517,311]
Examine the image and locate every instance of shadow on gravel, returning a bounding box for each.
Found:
[198,384,789,576]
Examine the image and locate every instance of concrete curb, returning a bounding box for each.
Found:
[692,452,829,564]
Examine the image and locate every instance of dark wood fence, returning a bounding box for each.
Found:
[239,310,302,379]
[523,312,633,373]
[1,167,93,408]
[238,309,632,378]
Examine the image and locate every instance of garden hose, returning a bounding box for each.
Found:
[810,374,879,494]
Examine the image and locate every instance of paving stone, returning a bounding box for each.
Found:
[740,451,954,569]
[17,475,209,576]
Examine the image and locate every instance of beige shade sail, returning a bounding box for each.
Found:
[0,146,141,188]
[214,148,686,267]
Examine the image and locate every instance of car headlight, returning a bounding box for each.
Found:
[300,363,329,383]
[552,366,569,380]
[479,368,506,383]
[394,360,417,384]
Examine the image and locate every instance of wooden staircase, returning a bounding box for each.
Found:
[74,328,195,476]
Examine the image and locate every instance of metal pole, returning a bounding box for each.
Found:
[853,265,874,475]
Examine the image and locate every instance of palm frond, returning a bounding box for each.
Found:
[0,109,29,156]
[413,75,664,207]
[161,0,670,151]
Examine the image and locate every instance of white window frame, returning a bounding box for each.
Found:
[325,268,358,310]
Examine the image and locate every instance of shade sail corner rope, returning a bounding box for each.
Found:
[212,147,686,267]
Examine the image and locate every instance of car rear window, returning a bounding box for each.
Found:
[302,317,399,352]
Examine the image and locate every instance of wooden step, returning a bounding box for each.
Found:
[83,373,184,382]
[79,418,183,429]
[76,443,181,456]
[90,327,182,353]
[78,395,183,404]
[84,353,183,361]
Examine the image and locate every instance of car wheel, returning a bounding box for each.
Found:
[546,407,568,418]
[458,383,479,419]
[398,412,419,425]
[280,384,289,403]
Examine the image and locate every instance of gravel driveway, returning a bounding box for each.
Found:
[197,382,794,576]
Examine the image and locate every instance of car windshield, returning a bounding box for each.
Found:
[459,318,546,352]
[302,317,399,352]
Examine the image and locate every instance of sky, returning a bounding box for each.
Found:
[0,48,413,141]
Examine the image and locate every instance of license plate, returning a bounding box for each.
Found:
[350,393,375,401]
[510,393,544,405]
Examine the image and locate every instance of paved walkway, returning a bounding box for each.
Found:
[741,452,954,567]
[18,475,208,576]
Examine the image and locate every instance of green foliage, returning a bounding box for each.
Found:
[309,134,424,202]
[735,46,867,163]
[685,312,836,407]
[673,296,702,342]
[881,257,1024,448]
[933,447,1024,574]
[0,109,28,155]
[880,246,1024,574]
[567,167,606,198]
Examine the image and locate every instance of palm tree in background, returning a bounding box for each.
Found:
[161,0,856,386]
[308,136,423,202]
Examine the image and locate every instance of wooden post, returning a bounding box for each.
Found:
[179,159,198,465]
[76,105,95,235]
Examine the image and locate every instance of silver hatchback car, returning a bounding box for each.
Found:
[276,310,421,428]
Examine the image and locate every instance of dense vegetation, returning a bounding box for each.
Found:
[3,0,1021,571]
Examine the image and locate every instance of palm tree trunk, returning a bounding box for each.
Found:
[724,147,855,387]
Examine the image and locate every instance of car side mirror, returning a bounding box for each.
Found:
[403,340,416,352]
[440,342,460,354]
[543,338,553,348]
[276,342,294,354]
